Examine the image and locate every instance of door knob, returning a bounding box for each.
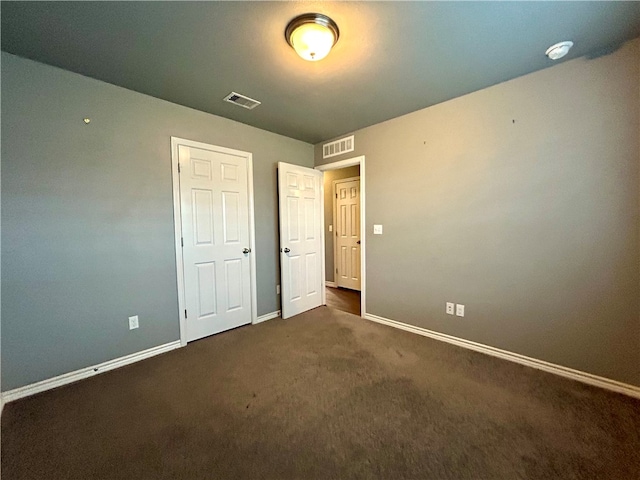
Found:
[357,240,361,244]
[243,248,251,254]
[283,248,290,253]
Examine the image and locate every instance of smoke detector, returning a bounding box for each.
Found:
[545,41,573,60]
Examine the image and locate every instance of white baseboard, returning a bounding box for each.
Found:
[325,281,337,288]
[255,310,281,324]
[1,340,182,404]
[364,313,640,399]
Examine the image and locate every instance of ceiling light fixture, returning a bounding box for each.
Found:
[545,41,573,60]
[285,13,339,62]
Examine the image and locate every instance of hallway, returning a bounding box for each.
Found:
[325,286,360,316]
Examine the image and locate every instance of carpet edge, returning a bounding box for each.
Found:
[1,340,182,405]
[364,313,640,399]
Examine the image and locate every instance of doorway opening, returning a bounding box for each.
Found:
[316,156,366,317]
[326,285,361,316]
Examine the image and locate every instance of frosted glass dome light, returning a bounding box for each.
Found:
[286,13,339,62]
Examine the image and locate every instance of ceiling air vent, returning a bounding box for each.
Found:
[223,92,261,110]
[323,135,354,159]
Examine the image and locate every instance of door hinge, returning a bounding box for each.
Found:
[184,309,188,319]
[336,268,338,274]
[178,163,181,173]
[336,193,338,198]
[181,237,184,247]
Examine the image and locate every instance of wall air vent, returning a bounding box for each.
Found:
[223,92,261,110]
[323,135,354,159]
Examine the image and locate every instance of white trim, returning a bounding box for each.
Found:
[316,155,366,317]
[170,137,257,343]
[364,313,640,399]
[247,152,258,325]
[255,310,281,324]
[360,159,366,317]
[333,176,360,184]
[2,341,182,404]
[316,157,362,172]
[320,170,327,308]
[171,137,187,346]
[325,281,337,288]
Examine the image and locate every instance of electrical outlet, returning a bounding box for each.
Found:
[329,225,333,232]
[373,224,383,235]
[456,304,465,317]
[128,315,139,330]
[446,302,454,315]
[276,284,281,295]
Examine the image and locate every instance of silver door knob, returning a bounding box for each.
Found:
[243,248,251,254]
[283,248,290,253]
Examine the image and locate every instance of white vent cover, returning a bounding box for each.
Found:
[223,92,261,110]
[323,135,354,159]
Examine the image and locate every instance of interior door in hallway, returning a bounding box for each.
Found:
[278,162,324,319]
[335,178,361,290]
[178,142,252,341]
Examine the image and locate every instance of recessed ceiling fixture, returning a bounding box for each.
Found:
[545,41,574,60]
[285,13,339,61]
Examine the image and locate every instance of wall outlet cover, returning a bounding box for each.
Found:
[456,304,465,317]
[446,302,454,315]
[373,224,383,235]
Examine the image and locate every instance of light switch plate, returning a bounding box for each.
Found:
[446,302,454,315]
[373,224,383,235]
[128,315,139,330]
[329,225,333,232]
[456,304,465,317]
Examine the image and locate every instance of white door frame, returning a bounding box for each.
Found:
[316,155,366,316]
[332,176,361,291]
[171,137,258,347]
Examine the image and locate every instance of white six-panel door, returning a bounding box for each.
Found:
[278,162,324,319]
[176,140,253,342]
[335,178,361,291]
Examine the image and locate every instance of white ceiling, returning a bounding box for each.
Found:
[2,1,640,144]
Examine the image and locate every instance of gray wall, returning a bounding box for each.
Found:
[315,39,640,386]
[1,53,313,391]
[323,166,360,283]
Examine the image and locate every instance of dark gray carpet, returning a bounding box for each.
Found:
[2,307,639,479]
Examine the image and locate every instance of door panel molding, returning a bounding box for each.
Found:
[171,137,257,346]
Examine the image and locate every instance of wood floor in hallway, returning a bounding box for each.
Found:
[326,286,360,316]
